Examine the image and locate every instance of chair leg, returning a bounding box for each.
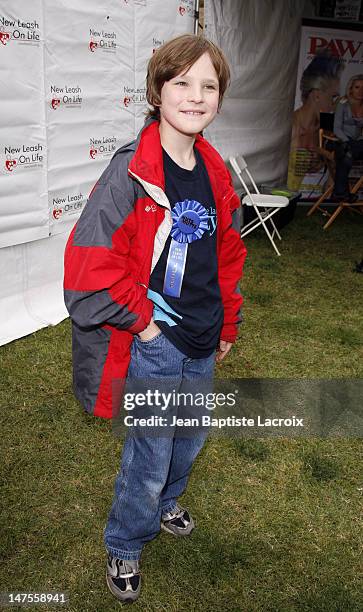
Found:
[351,175,363,194]
[241,218,265,238]
[348,204,363,216]
[269,217,282,240]
[264,224,281,255]
[254,209,282,255]
[307,185,333,216]
[323,204,343,229]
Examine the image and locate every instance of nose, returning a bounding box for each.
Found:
[187,83,204,103]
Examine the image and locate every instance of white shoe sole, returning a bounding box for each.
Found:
[160,516,195,536]
[106,571,141,604]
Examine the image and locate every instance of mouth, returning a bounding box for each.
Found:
[181,110,205,116]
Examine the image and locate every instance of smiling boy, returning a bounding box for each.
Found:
[64,34,246,603]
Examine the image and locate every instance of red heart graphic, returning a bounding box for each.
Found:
[51,98,61,110]
[89,147,97,159]
[123,96,131,107]
[5,159,16,172]
[179,6,186,15]
[0,32,10,45]
[52,208,63,220]
[89,40,98,52]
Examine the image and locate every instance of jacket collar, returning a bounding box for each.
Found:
[128,119,165,190]
[128,119,236,209]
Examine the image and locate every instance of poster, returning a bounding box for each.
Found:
[288,21,363,198]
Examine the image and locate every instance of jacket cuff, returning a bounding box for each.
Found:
[127,297,154,334]
[220,322,238,344]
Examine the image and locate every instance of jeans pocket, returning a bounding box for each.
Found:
[135,331,163,346]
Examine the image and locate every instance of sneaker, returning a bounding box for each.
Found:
[106,554,141,603]
[161,503,195,536]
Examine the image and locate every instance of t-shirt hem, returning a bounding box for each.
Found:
[157,322,219,359]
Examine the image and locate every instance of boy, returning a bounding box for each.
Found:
[64,34,246,603]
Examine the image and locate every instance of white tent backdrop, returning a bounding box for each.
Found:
[0,0,194,345]
[1,1,308,346]
[204,0,304,186]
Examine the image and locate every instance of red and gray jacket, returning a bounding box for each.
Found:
[64,120,247,418]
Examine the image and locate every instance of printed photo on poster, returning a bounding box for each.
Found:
[288,21,363,199]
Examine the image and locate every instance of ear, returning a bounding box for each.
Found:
[152,93,162,108]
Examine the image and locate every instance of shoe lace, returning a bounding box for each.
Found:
[115,558,140,578]
[162,503,185,522]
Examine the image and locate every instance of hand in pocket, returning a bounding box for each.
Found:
[138,318,161,342]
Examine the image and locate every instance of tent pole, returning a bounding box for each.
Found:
[194,0,200,34]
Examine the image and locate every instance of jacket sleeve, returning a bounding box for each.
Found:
[218,186,247,343]
[63,156,153,333]
[334,102,349,142]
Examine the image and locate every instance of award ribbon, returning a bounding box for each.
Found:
[163,199,209,298]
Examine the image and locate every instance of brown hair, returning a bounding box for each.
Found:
[146,34,230,119]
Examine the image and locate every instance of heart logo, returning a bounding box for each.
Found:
[179,6,186,15]
[5,159,16,172]
[52,208,63,220]
[89,40,98,52]
[51,98,61,110]
[123,96,131,107]
[89,147,98,159]
[0,32,10,45]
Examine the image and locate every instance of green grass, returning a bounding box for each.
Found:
[0,208,362,611]
[222,207,363,379]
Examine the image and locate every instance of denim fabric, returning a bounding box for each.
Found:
[104,332,215,560]
[334,139,363,195]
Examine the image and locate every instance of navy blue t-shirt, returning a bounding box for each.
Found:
[148,148,223,358]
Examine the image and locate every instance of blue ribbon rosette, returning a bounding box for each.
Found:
[163,199,209,298]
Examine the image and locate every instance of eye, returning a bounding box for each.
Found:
[204,84,218,90]
[175,80,188,86]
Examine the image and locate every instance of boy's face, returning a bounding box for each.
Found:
[158,52,220,139]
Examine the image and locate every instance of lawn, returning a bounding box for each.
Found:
[1,207,362,611]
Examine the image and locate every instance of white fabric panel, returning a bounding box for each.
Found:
[0,0,48,248]
[44,0,133,235]
[0,231,69,345]
[204,0,304,185]
[0,0,193,345]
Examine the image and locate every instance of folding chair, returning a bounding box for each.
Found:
[229,155,289,256]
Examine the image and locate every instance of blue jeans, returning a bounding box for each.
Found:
[334,139,363,195]
[104,332,215,560]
